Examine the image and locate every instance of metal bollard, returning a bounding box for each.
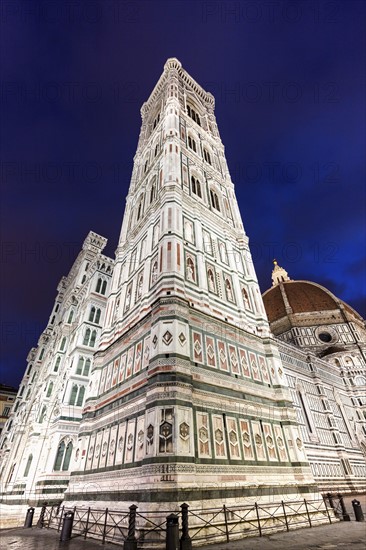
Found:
[166,513,179,550]
[124,504,138,550]
[337,494,350,522]
[24,507,35,528]
[60,511,74,542]
[352,499,365,522]
[180,503,192,550]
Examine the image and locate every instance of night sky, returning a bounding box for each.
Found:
[1,0,365,388]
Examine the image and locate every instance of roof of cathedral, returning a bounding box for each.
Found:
[262,262,364,324]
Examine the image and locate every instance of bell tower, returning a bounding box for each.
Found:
[67,59,319,509]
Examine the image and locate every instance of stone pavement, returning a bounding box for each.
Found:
[0,521,365,550]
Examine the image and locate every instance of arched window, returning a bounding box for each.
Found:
[76,357,84,375]
[81,274,86,284]
[76,386,85,407]
[188,135,197,153]
[26,363,32,376]
[150,180,156,203]
[187,105,201,126]
[62,442,73,471]
[69,385,78,406]
[83,329,91,346]
[60,337,66,351]
[83,359,91,376]
[54,442,65,471]
[67,309,74,324]
[154,143,159,157]
[96,278,103,293]
[46,381,53,398]
[153,113,160,129]
[54,356,61,372]
[191,176,202,198]
[344,356,354,366]
[210,189,220,211]
[39,406,47,424]
[24,454,33,477]
[136,196,144,222]
[95,308,101,324]
[39,348,45,361]
[355,376,366,386]
[203,149,211,165]
[89,306,96,322]
[90,330,97,347]
[101,280,107,295]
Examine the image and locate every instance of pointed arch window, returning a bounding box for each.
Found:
[83,328,91,346]
[67,309,74,324]
[76,357,84,375]
[89,306,101,324]
[60,337,67,351]
[69,385,78,406]
[24,454,33,477]
[83,358,91,376]
[210,189,220,211]
[203,148,211,165]
[46,381,53,398]
[54,356,61,372]
[62,441,73,470]
[53,440,73,471]
[90,330,97,347]
[191,176,202,198]
[188,135,197,153]
[187,105,201,126]
[39,405,47,424]
[96,278,102,293]
[76,386,85,407]
[38,348,45,361]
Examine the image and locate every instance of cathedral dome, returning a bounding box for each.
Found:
[262,261,365,357]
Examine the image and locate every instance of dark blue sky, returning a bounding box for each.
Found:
[1,0,365,387]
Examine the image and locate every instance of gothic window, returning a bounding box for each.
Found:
[46,381,53,398]
[69,385,85,407]
[191,176,202,198]
[154,143,159,157]
[242,287,251,310]
[150,178,157,203]
[39,406,47,423]
[225,278,234,302]
[83,328,91,346]
[60,337,66,351]
[24,454,33,477]
[136,196,144,222]
[38,348,45,361]
[210,189,220,211]
[83,359,91,376]
[89,306,101,324]
[96,277,107,294]
[187,105,201,126]
[144,159,148,173]
[153,112,160,129]
[355,376,366,386]
[203,148,211,165]
[54,356,61,372]
[188,135,197,153]
[81,275,86,284]
[90,330,96,347]
[76,357,84,375]
[76,386,85,407]
[186,257,196,283]
[54,440,73,471]
[67,309,74,324]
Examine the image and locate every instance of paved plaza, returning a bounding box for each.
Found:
[0,494,365,550]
